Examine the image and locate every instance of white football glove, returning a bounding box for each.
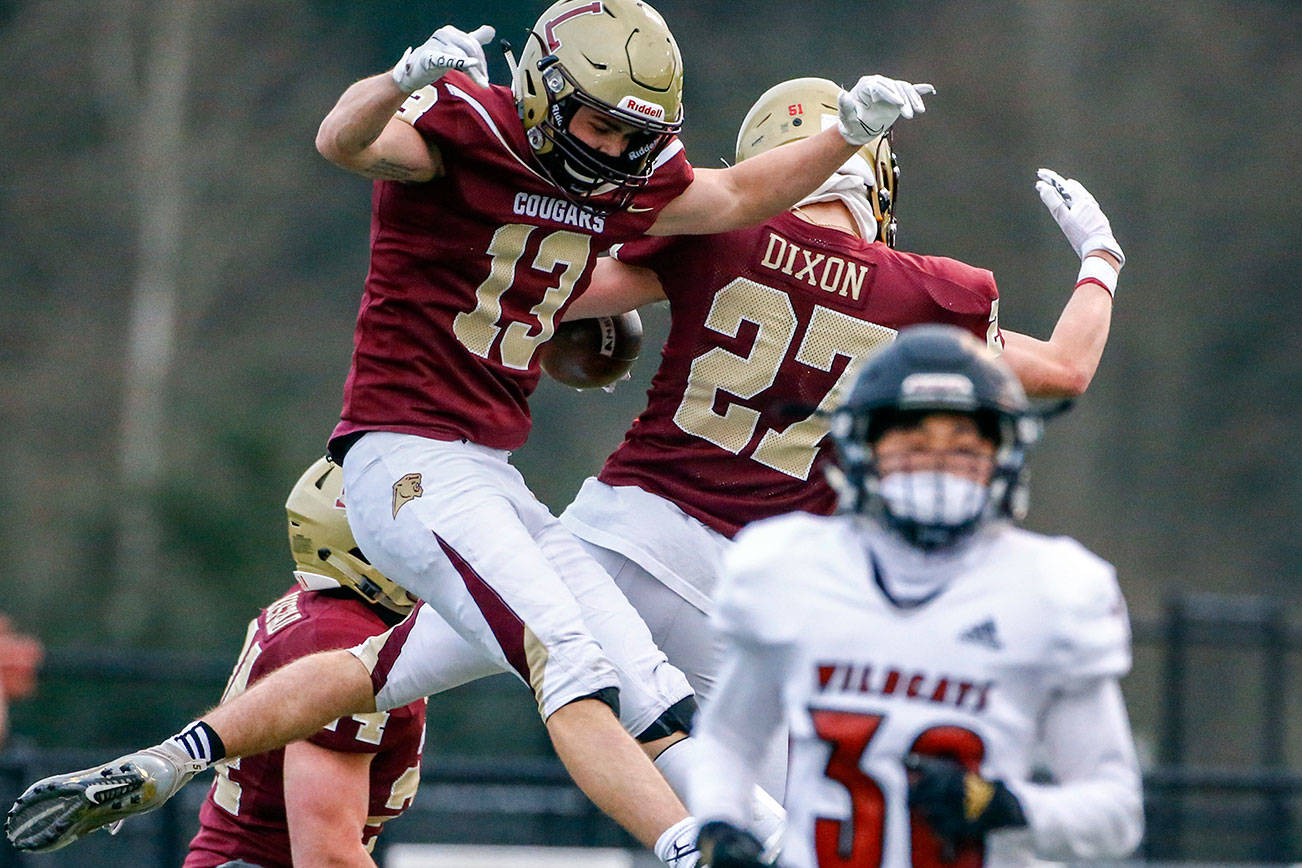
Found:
[837,75,936,146]
[392,24,495,93]
[1035,168,1124,266]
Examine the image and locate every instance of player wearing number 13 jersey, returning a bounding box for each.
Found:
[307,1,935,858]
[690,327,1143,867]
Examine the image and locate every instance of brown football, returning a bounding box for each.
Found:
[539,311,644,389]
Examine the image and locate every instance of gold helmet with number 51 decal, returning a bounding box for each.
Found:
[735,76,900,247]
[512,0,684,206]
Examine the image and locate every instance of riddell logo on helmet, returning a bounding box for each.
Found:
[618,96,665,120]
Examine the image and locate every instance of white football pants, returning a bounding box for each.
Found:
[341,432,691,734]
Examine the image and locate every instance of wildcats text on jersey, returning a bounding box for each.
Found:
[513,192,607,233]
[759,232,870,300]
[816,659,993,713]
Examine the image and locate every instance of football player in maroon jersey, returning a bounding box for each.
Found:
[7,2,933,862]
[183,459,426,868]
[557,77,1124,796]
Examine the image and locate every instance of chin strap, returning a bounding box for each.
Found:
[501,38,521,105]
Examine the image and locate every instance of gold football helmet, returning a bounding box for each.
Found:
[513,0,683,205]
[735,77,900,246]
[285,457,417,615]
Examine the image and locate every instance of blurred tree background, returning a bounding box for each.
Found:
[1,0,1298,776]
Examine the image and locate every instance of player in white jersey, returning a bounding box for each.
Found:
[690,324,1143,867]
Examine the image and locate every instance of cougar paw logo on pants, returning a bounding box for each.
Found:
[392,473,424,518]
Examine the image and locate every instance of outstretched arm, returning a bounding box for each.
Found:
[649,76,934,236]
[1002,253,1117,398]
[1002,169,1124,397]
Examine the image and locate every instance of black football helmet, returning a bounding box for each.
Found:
[827,324,1040,550]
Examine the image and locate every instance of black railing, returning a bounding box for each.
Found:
[1135,593,1299,863]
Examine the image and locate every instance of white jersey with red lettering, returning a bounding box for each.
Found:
[691,512,1144,867]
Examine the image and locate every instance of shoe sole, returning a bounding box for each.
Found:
[6,762,158,852]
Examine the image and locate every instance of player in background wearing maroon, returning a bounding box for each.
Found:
[182,458,425,868]
[558,77,1124,797]
[6,4,936,863]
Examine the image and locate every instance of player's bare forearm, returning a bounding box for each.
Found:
[723,126,858,223]
[1002,279,1114,398]
[203,650,377,759]
[316,73,440,181]
[649,127,857,236]
[564,258,666,320]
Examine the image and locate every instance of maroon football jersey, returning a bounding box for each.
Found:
[331,72,694,454]
[184,588,425,868]
[599,211,1002,537]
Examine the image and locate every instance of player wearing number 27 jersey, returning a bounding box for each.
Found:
[560,76,1119,704]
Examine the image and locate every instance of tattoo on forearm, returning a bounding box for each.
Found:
[365,159,419,181]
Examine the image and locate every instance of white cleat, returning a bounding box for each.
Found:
[5,742,204,852]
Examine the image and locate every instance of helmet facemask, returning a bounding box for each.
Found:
[865,410,1022,551]
[512,0,684,210]
[523,47,679,208]
[826,326,1040,552]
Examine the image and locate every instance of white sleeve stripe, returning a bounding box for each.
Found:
[653,138,684,170]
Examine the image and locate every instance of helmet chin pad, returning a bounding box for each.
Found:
[874,469,991,551]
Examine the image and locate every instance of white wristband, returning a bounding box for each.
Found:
[1076,255,1118,298]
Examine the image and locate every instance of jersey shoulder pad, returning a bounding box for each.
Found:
[884,249,999,314]
[396,85,440,126]
[396,74,519,144]
[1011,531,1132,685]
[718,513,850,645]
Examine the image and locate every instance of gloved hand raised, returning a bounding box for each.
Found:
[392,24,496,92]
[1035,168,1125,266]
[837,75,935,145]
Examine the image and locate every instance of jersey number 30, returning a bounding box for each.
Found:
[810,708,987,868]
